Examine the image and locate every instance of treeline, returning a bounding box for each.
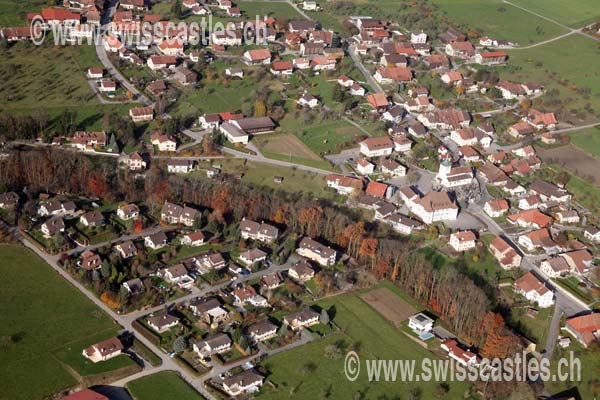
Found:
[0,148,520,357]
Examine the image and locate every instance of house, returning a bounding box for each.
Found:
[474,51,507,65]
[310,57,336,71]
[439,27,466,43]
[72,131,107,151]
[423,54,449,70]
[80,211,104,227]
[62,390,108,400]
[561,249,593,275]
[147,311,179,333]
[382,105,404,123]
[509,121,536,138]
[411,31,427,44]
[441,71,463,86]
[408,313,434,334]
[484,199,509,218]
[288,20,318,33]
[283,308,320,331]
[326,174,363,195]
[507,209,553,229]
[418,109,470,131]
[489,235,521,269]
[350,83,365,96]
[147,55,178,71]
[406,191,459,224]
[161,202,199,226]
[193,333,232,358]
[82,337,123,363]
[297,237,336,266]
[120,278,144,297]
[288,261,315,283]
[450,127,491,148]
[529,180,571,203]
[293,57,310,69]
[116,203,139,221]
[239,218,279,243]
[232,285,268,307]
[514,272,554,308]
[129,107,154,122]
[115,240,137,259]
[444,41,475,58]
[157,39,184,56]
[584,226,600,243]
[555,209,579,225]
[564,313,600,348]
[0,27,32,42]
[302,0,318,10]
[195,252,226,272]
[298,93,320,108]
[383,213,422,235]
[242,49,271,65]
[227,6,241,17]
[87,67,103,79]
[436,162,474,188]
[217,0,231,9]
[239,248,268,266]
[41,216,65,237]
[496,81,526,99]
[356,159,375,175]
[247,320,278,343]
[225,67,244,78]
[181,231,205,247]
[374,67,412,84]
[540,256,571,278]
[151,133,177,152]
[441,339,480,367]
[0,192,18,209]
[380,159,406,177]
[458,145,481,163]
[125,152,147,171]
[222,369,265,397]
[144,230,168,249]
[360,92,389,112]
[119,0,146,10]
[211,30,242,46]
[167,159,194,174]
[38,200,76,217]
[270,60,294,75]
[189,297,228,324]
[261,272,284,291]
[518,229,559,253]
[360,137,394,157]
[160,264,194,288]
[449,231,477,252]
[525,108,558,130]
[403,96,434,113]
[78,250,102,271]
[174,67,197,85]
[540,132,557,144]
[366,181,392,199]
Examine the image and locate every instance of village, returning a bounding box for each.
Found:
[2,0,600,399]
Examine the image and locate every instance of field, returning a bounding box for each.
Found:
[360,287,416,328]
[258,285,472,399]
[254,133,322,161]
[546,343,600,399]
[432,0,568,44]
[511,0,600,27]
[506,303,553,345]
[0,245,122,400]
[237,1,303,19]
[569,126,600,158]
[536,145,600,185]
[126,371,205,400]
[0,0,45,26]
[504,35,600,122]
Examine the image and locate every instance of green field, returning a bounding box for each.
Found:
[511,0,600,27]
[432,0,568,44]
[0,0,45,26]
[237,1,303,19]
[126,371,206,400]
[570,127,600,158]
[0,245,122,400]
[258,287,473,399]
[506,304,553,346]
[504,35,600,121]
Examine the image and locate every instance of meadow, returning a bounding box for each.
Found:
[432,0,568,44]
[0,245,123,400]
[258,284,473,399]
[511,0,600,28]
[126,371,206,400]
[569,126,600,158]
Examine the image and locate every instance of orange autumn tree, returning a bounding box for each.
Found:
[359,237,378,269]
[101,291,120,309]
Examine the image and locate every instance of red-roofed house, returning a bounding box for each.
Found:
[366,181,391,199]
[565,313,600,347]
[365,93,389,111]
[514,271,554,308]
[484,199,509,218]
[449,231,477,252]
[489,236,521,269]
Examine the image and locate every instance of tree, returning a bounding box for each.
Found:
[332,84,347,103]
[320,308,330,325]
[253,99,267,117]
[173,336,187,353]
[100,260,111,279]
[107,133,119,153]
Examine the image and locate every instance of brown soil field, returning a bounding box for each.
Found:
[536,145,600,184]
[360,287,416,328]
[257,133,322,161]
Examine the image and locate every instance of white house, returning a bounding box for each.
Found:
[359,137,394,158]
[484,199,509,218]
[449,231,477,252]
[514,272,554,308]
[356,159,375,175]
[408,313,434,334]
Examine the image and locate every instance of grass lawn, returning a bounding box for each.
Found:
[504,35,600,121]
[0,0,46,26]
[569,126,600,158]
[546,343,600,399]
[126,371,206,400]
[432,0,568,44]
[0,244,122,400]
[258,289,473,399]
[511,0,600,27]
[237,1,303,19]
[506,304,553,345]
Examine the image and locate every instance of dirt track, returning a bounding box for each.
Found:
[361,288,416,328]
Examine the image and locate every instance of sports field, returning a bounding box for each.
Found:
[0,245,123,400]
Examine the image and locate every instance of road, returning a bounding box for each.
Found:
[347,44,384,94]
[95,0,152,106]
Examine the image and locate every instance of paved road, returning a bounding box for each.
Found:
[347,44,384,94]
[86,80,139,105]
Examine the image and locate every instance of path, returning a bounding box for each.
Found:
[347,44,384,94]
